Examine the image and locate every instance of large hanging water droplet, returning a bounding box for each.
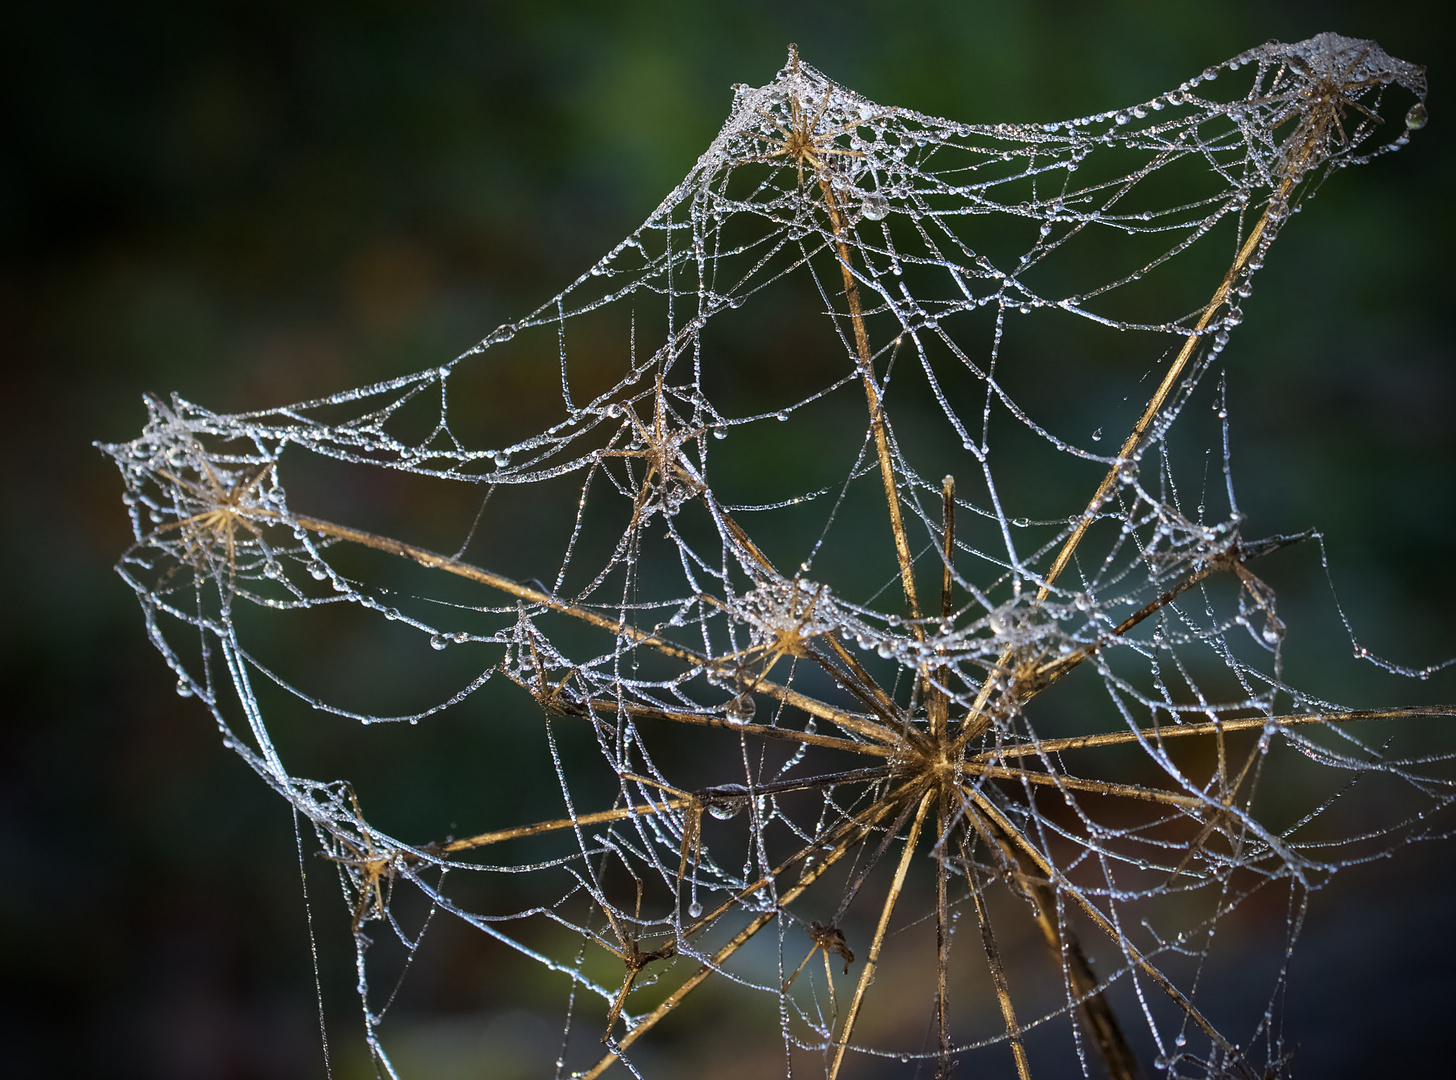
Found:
[725,694,756,724]
[1091,427,1103,442]
[430,634,449,651]
[1174,1033,1187,1048]
[861,193,890,220]
[1406,102,1428,130]
[175,678,193,698]
[709,800,745,821]
[308,561,328,580]
[688,900,704,918]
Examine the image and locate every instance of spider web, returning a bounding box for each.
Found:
[103,32,1449,1080]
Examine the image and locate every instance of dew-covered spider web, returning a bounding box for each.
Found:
[104,33,1451,1080]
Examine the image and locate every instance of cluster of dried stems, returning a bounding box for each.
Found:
[110,34,1449,1080]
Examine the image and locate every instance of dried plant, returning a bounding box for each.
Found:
[103,33,1450,1080]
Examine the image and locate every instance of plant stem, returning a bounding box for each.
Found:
[816,174,924,633]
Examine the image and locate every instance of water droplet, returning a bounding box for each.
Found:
[606,404,622,419]
[1175,1033,1187,1047]
[1091,427,1103,442]
[709,800,744,821]
[308,561,328,580]
[176,678,193,698]
[1114,113,1129,125]
[1406,102,1428,130]
[1262,623,1284,645]
[688,900,703,918]
[775,411,788,422]
[493,451,511,467]
[861,193,890,220]
[1012,517,1030,528]
[725,694,756,724]
[263,561,283,579]
[430,634,449,651]
[712,428,727,439]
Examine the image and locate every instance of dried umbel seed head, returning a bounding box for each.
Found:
[103,32,1446,1080]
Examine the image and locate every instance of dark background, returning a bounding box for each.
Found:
[3,1,1454,1077]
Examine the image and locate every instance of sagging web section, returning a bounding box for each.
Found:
[104,32,1450,1080]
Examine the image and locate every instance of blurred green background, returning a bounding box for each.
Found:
[3,0,1453,1076]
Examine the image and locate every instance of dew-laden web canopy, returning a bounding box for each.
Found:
[104,33,1451,1080]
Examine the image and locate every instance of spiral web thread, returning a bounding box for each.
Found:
[104,33,1449,1080]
